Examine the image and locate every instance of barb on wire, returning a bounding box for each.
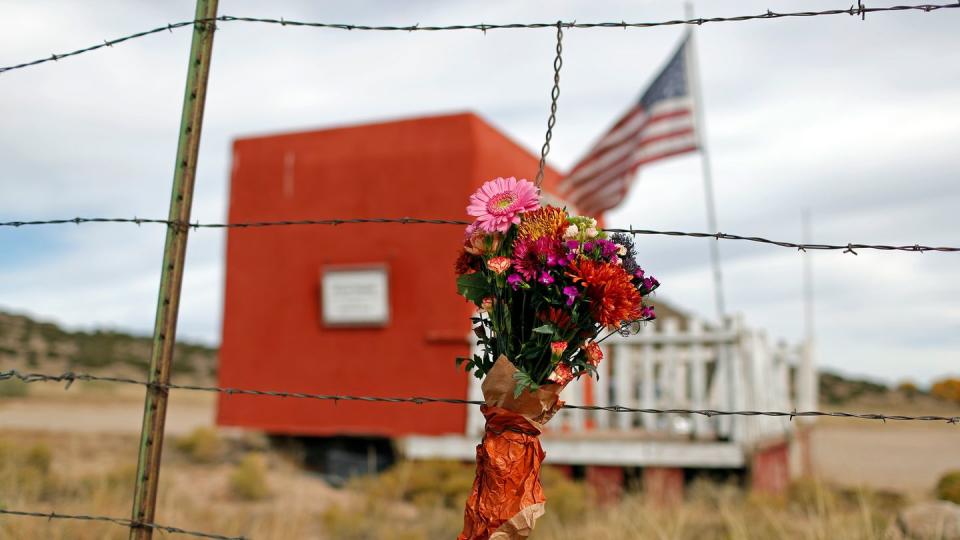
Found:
[0,508,244,540]
[2,3,958,75]
[534,21,563,188]
[1,216,958,254]
[2,369,957,424]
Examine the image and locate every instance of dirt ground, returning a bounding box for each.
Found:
[0,382,214,436]
[809,418,959,495]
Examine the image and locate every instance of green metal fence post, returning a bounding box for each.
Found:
[130,1,218,538]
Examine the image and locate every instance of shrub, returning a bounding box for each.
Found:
[230,453,270,501]
[896,380,921,399]
[0,440,58,501]
[936,471,960,504]
[175,427,223,463]
[931,378,960,404]
[23,444,51,475]
[0,439,13,469]
[350,459,474,510]
[0,379,29,398]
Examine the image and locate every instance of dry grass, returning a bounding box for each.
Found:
[0,430,341,539]
[0,430,923,539]
[320,463,907,540]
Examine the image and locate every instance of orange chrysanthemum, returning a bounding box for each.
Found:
[517,205,568,242]
[568,259,643,327]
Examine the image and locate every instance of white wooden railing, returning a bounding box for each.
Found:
[467,315,815,451]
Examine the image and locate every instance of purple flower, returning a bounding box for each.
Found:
[562,285,579,306]
[599,239,619,258]
[539,271,555,285]
[583,241,595,253]
[565,240,580,250]
[641,305,656,319]
[642,276,659,291]
[513,237,565,280]
[634,268,645,280]
[507,273,524,290]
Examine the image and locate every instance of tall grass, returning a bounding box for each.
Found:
[0,432,910,539]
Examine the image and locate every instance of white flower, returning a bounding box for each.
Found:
[564,224,579,239]
[585,227,599,239]
[617,245,627,256]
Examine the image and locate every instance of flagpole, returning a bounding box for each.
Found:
[685,3,726,322]
[800,209,818,418]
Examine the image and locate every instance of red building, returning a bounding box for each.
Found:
[217,112,562,442]
[216,112,800,497]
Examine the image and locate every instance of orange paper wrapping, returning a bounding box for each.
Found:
[458,356,565,540]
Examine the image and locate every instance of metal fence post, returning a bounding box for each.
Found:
[130,1,218,538]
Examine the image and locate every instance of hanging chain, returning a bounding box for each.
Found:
[535,21,563,188]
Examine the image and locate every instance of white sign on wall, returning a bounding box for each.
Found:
[321,266,390,326]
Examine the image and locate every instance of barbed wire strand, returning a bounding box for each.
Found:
[0,216,957,254]
[2,369,956,424]
[534,22,562,188]
[2,3,958,75]
[0,508,244,540]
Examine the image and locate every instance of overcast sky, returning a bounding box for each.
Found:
[1,1,958,385]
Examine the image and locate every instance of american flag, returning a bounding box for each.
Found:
[558,33,699,216]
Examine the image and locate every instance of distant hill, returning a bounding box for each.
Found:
[819,370,892,405]
[0,311,217,383]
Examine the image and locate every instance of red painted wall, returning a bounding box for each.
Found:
[216,112,560,437]
[751,441,790,495]
[586,466,625,505]
[643,467,685,506]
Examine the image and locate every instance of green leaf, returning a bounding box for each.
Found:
[512,371,540,398]
[457,272,491,304]
[532,324,556,335]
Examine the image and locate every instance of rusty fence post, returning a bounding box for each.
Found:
[129,1,218,538]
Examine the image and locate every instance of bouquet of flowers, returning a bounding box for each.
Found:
[455,176,658,540]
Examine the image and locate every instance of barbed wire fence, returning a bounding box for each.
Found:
[0,509,246,540]
[2,216,960,254]
[1,1,959,539]
[2,369,958,423]
[2,3,959,75]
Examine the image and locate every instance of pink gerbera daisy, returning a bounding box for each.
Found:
[466,177,540,233]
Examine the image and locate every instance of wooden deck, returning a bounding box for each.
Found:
[400,434,745,468]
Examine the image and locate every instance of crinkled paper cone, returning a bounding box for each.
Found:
[457,356,564,540]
